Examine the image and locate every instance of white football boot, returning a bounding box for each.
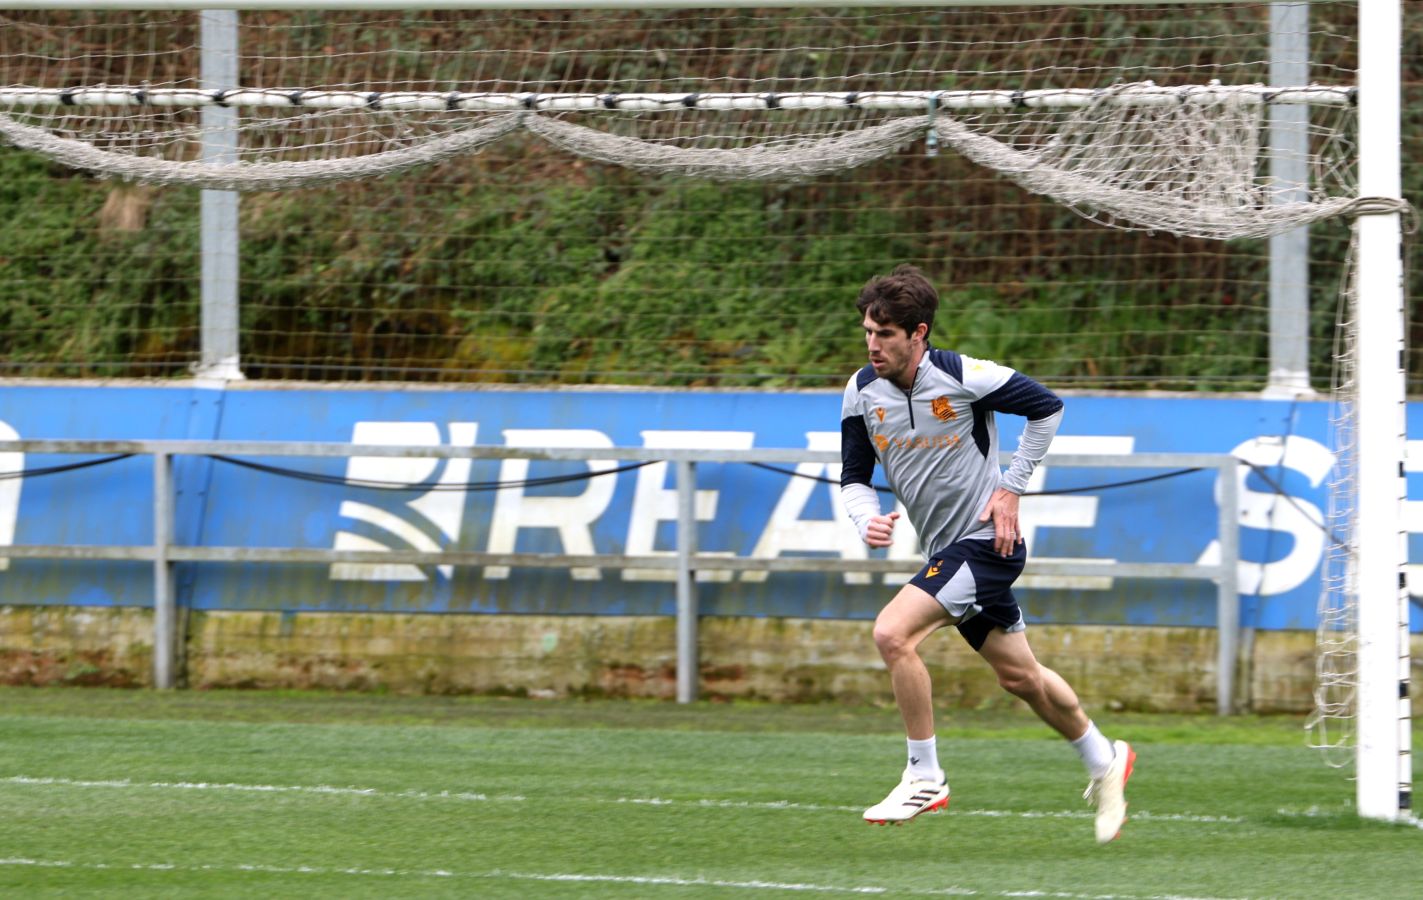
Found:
[1083,740,1136,843]
[862,769,949,825]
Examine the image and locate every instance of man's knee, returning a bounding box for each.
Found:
[996,663,1044,699]
[872,585,950,663]
[871,618,915,663]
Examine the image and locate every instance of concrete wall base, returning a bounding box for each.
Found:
[3,605,1420,714]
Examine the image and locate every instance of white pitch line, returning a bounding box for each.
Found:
[1274,806,1423,829]
[1,775,525,803]
[0,774,1241,825]
[0,856,1246,900]
[616,796,1242,824]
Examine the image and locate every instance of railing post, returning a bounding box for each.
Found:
[195,9,244,380]
[1264,1,1314,399]
[152,450,176,689]
[1216,457,1241,715]
[675,460,698,703]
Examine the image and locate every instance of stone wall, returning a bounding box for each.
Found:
[6,604,1418,713]
[0,605,152,688]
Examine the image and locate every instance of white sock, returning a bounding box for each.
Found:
[906,736,941,781]
[1071,721,1116,780]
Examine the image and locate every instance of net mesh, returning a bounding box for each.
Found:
[1,4,1395,393]
[1308,226,1361,767]
[0,7,1386,239]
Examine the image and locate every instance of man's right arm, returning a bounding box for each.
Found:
[840,379,885,543]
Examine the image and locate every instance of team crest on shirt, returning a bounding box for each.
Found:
[931,396,957,421]
[874,407,885,423]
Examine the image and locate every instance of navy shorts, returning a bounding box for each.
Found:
[907,537,1027,652]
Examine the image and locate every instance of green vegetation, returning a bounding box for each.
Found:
[0,153,199,376]
[0,147,1296,389]
[0,687,1419,898]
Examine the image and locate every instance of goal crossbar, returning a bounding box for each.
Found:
[0,1,1319,10]
[0,84,1354,113]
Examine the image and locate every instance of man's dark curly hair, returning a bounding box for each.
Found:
[856,264,939,339]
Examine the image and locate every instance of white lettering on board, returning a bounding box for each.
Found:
[1016,435,1133,591]
[1401,439,1423,598]
[622,430,755,582]
[0,420,20,572]
[330,421,477,582]
[743,431,872,585]
[484,429,617,581]
[1197,435,1332,596]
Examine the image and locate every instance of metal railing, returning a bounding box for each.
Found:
[0,439,1241,712]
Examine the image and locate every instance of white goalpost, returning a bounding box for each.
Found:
[1350,0,1410,824]
[0,0,1410,822]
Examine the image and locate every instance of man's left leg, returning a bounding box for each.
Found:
[861,583,954,825]
[977,628,1135,843]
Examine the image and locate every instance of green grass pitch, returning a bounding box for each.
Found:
[0,687,1419,898]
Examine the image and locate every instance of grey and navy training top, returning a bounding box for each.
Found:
[839,346,1064,558]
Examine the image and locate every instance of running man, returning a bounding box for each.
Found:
[839,264,1134,843]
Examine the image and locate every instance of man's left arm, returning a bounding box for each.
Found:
[980,371,1064,492]
[975,371,1064,554]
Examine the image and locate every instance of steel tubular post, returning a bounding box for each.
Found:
[152,451,176,689]
[675,460,698,703]
[1216,457,1242,715]
[197,9,243,380]
[1265,2,1313,398]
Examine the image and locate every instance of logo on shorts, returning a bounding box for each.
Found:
[925,559,941,578]
[874,407,885,423]
[931,396,956,421]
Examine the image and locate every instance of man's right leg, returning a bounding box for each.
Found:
[873,583,952,741]
[862,584,954,824]
[976,627,1135,844]
[975,628,1088,741]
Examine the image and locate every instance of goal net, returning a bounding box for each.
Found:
[0,5,1373,233]
[0,3,1388,387]
[0,1,1410,817]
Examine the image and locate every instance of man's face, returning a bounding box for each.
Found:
[862,313,924,386]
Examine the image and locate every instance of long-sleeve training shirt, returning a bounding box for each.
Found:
[839,346,1064,558]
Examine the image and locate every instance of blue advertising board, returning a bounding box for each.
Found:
[1,382,1419,631]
